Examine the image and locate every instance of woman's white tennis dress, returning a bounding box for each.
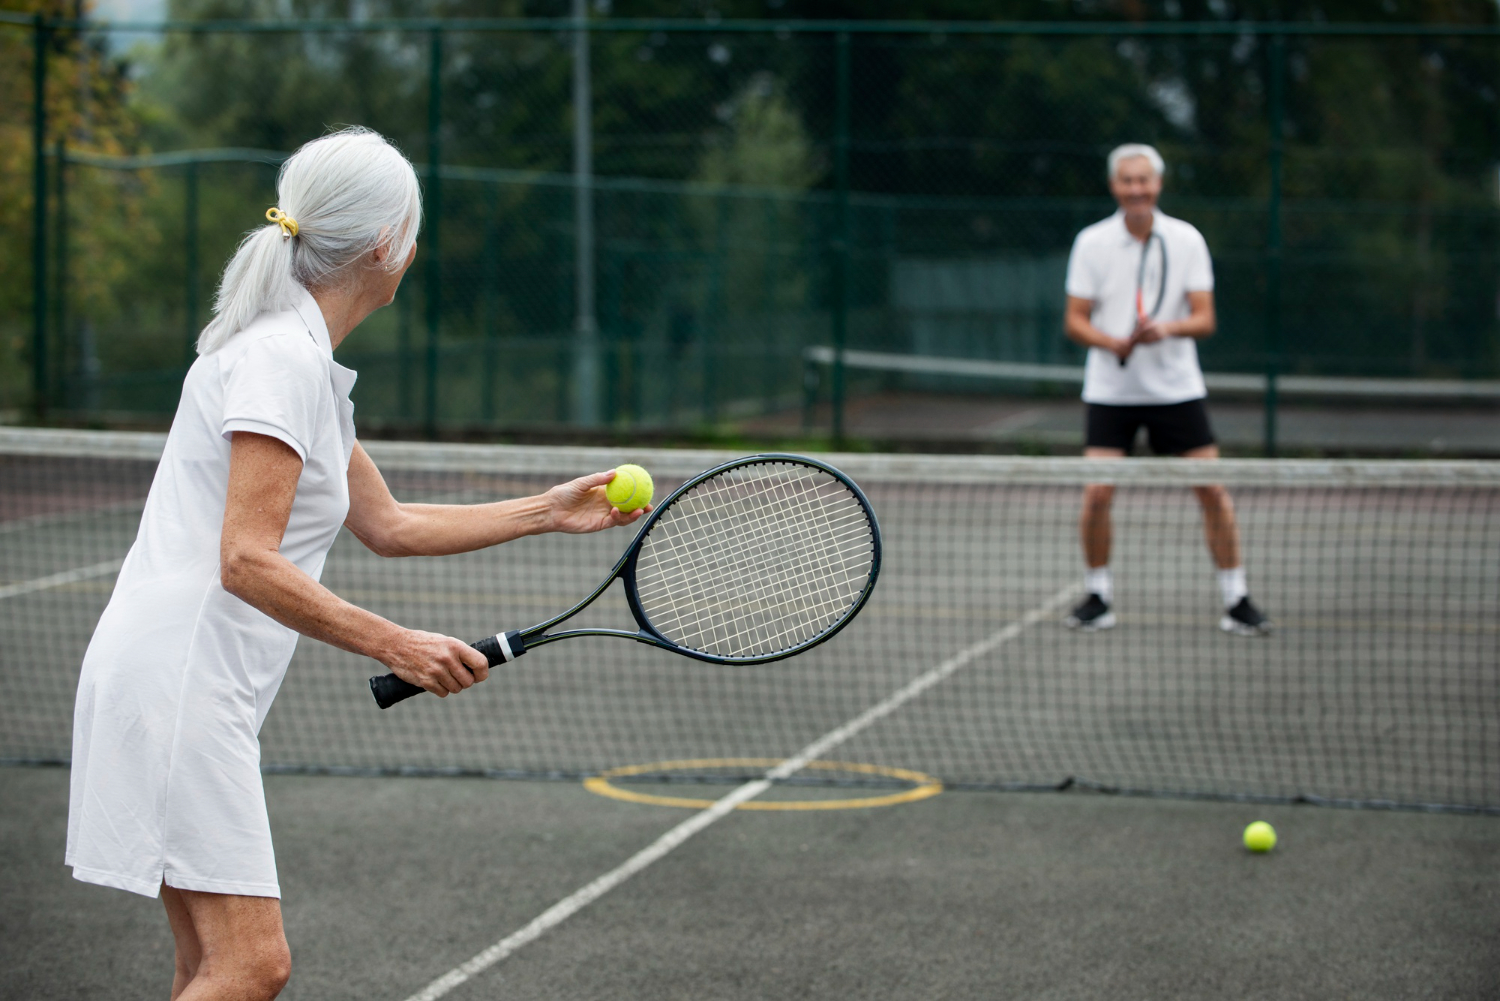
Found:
[66,287,356,898]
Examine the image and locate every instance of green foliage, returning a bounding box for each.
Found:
[692,73,820,317]
[0,0,148,415]
[6,3,1500,425]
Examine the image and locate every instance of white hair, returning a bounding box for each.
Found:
[1106,143,1166,180]
[197,127,422,354]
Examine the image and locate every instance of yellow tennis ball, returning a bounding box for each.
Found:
[606,464,653,512]
[1243,821,1277,853]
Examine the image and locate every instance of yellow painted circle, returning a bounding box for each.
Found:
[583,758,943,811]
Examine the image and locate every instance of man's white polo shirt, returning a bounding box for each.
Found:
[1065,208,1214,405]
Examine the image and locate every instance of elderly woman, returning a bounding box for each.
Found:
[65,128,642,1001]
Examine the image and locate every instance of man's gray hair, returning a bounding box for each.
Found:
[1107,143,1166,180]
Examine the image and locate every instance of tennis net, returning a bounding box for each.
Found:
[3,428,1497,812]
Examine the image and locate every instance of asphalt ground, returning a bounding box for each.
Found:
[4,446,1499,999]
[4,765,1498,1001]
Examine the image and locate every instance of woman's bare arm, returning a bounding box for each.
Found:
[219,431,488,697]
[341,442,645,559]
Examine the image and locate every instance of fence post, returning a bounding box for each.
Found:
[398,288,413,420]
[1263,34,1285,457]
[830,29,851,444]
[32,15,50,421]
[482,181,499,423]
[184,159,199,364]
[424,26,443,438]
[54,139,67,405]
[704,191,728,424]
[571,0,599,428]
[763,195,778,415]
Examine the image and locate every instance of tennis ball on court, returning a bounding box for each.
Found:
[1243,821,1277,853]
[606,464,653,513]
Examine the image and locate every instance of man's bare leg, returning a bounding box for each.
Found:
[160,883,289,1001]
[1067,447,1126,629]
[1183,445,1241,570]
[1080,447,1126,569]
[1183,445,1270,633]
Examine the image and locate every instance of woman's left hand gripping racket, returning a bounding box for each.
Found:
[369,455,882,708]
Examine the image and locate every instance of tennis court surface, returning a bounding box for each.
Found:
[3,428,1499,999]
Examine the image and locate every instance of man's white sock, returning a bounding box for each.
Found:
[1086,566,1113,604]
[1218,567,1248,608]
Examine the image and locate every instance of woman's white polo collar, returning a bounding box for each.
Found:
[288,285,335,357]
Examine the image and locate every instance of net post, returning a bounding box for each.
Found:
[830,29,852,446]
[1263,33,1286,457]
[32,14,50,422]
[424,25,444,440]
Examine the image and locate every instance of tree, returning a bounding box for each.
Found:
[0,0,145,412]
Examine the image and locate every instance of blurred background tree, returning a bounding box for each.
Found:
[3,0,1497,427]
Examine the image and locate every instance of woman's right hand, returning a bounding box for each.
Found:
[383,629,491,697]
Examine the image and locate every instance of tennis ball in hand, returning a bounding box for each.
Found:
[606,464,653,513]
[1243,821,1277,853]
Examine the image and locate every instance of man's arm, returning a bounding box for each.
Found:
[1133,290,1216,346]
[1064,295,1131,361]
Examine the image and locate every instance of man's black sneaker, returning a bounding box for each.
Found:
[1064,593,1116,631]
[1220,597,1271,636]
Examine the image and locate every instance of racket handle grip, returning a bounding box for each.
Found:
[368,631,529,709]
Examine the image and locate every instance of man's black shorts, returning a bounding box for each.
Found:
[1085,399,1216,455]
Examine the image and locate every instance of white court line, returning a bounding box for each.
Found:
[0,500,146,536]
[0,559,125,601]
[401,581,1081,1001]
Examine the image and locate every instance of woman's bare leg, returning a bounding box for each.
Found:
[161,884,203,1000]
[160,884,289,1001]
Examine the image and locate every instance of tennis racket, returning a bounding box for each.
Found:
[369,454,882,708]
[1121,229,1168,367]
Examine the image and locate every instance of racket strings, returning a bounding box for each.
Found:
[634,463,875,658]
[645,481,868,607]
[1137,231,1167,319]
[640,471,867,599]
[660,478,870,618]
[639,474,867,651]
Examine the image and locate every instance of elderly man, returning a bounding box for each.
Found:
[1061,143,1270,636]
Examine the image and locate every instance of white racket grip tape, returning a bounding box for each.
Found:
[369,630,528,709]
[473,629,528,666]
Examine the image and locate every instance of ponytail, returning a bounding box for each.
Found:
[198,224,301,354]
[197,127,422,355]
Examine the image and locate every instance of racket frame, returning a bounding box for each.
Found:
[371,453,882,707]
[1121,229,1169,367]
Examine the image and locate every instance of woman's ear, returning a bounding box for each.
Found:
[370,242,389,266]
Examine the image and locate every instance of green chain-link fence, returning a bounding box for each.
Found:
[5,14,1500,450]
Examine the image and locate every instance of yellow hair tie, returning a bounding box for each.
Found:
[265,207,299,239]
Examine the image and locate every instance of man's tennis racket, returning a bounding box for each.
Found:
[369,454,882,708]
[1121,229,1168,367]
